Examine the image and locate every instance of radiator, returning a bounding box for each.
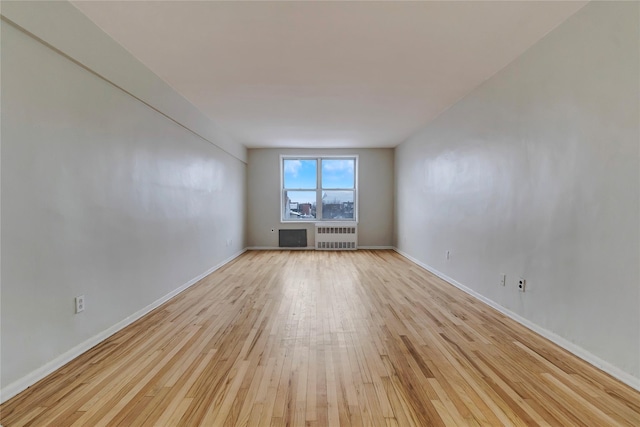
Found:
[315,223,357,250]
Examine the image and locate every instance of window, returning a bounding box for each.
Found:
[281,156,357,222]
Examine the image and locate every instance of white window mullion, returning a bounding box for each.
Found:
[316,160,323,220]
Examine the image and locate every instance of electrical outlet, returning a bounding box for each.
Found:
[446,250,450,260]
[226,239,232,247]
[500,274,506,286]
[518,277,526,292]
[75,295,85,313]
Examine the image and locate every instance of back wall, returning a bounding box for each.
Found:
[247,148,394,248]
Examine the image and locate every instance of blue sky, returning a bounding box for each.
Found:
[284,159,354,189]
[284,159,317,189]
[284,159,355,205]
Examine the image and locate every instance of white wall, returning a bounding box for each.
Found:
[1,4,246,400]
[395,1,639,387]
[248,148,394,248]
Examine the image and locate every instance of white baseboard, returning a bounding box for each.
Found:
[247,246,315,250]
[393,247,640,392]
[247,246,393,251]
[0,249,247,404]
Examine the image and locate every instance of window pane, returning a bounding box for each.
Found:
[321,159,354,189]
[284,191,316,220]
[322,191,354,220]
[283,159,317,189]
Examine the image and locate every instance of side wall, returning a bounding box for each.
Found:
[248,148,394,248]
[1,4,247,400]
[395,1,639,386]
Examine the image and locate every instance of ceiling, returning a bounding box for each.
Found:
[71,1,587,149]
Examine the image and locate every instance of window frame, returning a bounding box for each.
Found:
[280,155,358,223]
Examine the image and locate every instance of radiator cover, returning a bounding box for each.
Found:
[315,223,358,250]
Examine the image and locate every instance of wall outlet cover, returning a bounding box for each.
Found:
[75,295,85,313]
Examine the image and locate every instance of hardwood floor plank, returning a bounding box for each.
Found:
[2,250,639,426]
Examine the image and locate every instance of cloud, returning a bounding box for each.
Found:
[284,159,302,177]
[322,159,354,174]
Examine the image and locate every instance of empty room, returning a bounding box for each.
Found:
[1,1,639,426]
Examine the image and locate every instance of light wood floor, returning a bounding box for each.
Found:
[1,250,639,426]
